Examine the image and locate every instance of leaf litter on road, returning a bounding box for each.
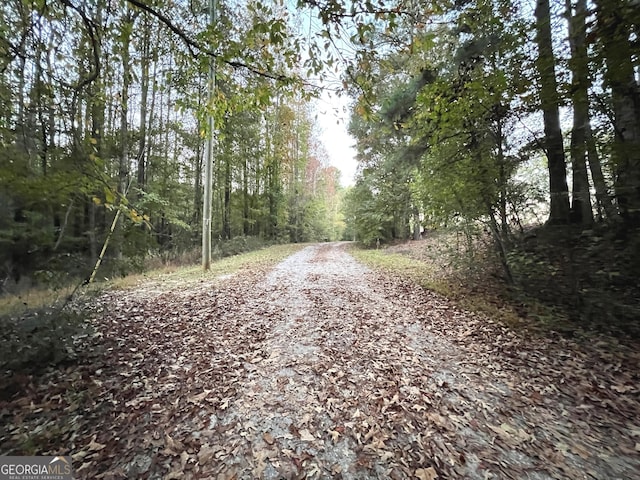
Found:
[1,243,639,479]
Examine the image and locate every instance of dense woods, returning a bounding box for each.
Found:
[1,0,639,329]
[334,0,640,331]
[339,0,639,238]
[0,0,344,290]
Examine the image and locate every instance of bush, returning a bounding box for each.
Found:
[0,307,91,373]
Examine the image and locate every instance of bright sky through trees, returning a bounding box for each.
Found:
[316,90,357,186]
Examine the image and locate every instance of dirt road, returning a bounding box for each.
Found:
[200,243,639,480]
[2,243,639,479]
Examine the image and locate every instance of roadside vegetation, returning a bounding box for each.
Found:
[352,225,640,342]
[0,243,306,375]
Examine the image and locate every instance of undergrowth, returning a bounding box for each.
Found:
[349,244,531,331]
[0,243,307,375]
[351,225,640,341]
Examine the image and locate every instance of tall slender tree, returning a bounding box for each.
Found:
[534,0,570,224]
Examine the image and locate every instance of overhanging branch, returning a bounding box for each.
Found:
[125,0,296,84]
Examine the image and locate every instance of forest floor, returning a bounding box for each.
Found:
[1,242,639,479]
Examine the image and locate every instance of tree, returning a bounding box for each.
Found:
[565,0,593,225]
[534,0,570,225]
[594,0,640,226]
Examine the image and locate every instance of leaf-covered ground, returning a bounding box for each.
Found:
[1,243,639,479]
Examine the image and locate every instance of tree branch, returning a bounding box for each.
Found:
[60,0,101,90]
[125,0,296,84]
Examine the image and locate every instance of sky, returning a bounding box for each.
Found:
[314,87,358,187]
[291,2,358,188]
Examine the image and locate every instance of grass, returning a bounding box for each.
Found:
[108,243,309,290]
[350,244,532,330]
[349,247,440,289]
[0,284,90,317]
[0,243,308,315]
[350,234,618,339]
[0,243,309,373]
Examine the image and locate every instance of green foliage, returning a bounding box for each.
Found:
[0,308,90,372]
[343,174,397,246]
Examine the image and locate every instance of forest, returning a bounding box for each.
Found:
[0,0,345,290]
[1,1,639,320]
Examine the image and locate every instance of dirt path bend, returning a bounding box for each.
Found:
[175,243,638,480]
[4,243,637,479]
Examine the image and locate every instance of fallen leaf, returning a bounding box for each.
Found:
[299,428,315,442]
[197,443,216,464]
[180,450,190,469]
[415,466,438,480]
[611,384,634,393]
[188,389,211,403]
[570,443,591,459]
[87,435,106,452]
[164,433,184,455]
[71,450,88,461]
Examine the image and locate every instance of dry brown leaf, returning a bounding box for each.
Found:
[180,450,190,470]
[415,466,438,480]
[611,384,634,393]
[299,428,315,442]
[165,470,184,480]
[188,389,211,403]
[87,435,106,452]
[263,432,275,445]
[164,433,184,455]
[71,450,88,461]
[197,443,217,465]
[569,443,591,459]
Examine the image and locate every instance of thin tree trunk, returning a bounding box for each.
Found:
[119,13,134,198]
[193,80,204,227]
[586,125,618,221]
[146,33,159,185]
[566,0,594,225]
[115,10,136,257]
[243,150,250,236]
[136,15,150,190]
[88,2,105,263]
[53,200,74,251]
[495,117,510,238]
[223,155,231,240]
[535,0,570,224]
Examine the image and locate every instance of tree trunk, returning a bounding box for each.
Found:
[193,82,204,227]
[586,125,618,221]
[243,149,250,236]
[88,3,105,264]
[412,206,421,240]
[595,0,640,227]
[115,10,137,257]
[119,12,135,198]
[535,0,570,224]
[136,15,150,190]
[146,34,159,185]
[566,0,594,225]
[223,155,231,240]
